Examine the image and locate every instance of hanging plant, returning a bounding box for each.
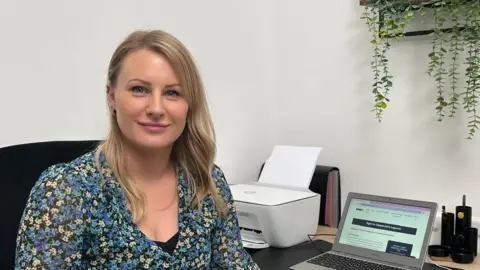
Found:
[427,1,449,121]
[446,0,464,118]
[361,0,416,121]
[361,3,388,121]
[360,0,480,139]
[462,0,480,139]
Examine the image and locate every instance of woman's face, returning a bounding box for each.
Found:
[108,49,189,151]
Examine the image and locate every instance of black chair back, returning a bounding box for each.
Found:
[0,140,100,269]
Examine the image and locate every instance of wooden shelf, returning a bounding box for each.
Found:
[360,0,434,5]
[360,0,476,6]
[360,0,472,37]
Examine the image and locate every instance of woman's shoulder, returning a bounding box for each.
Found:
[32,150,102,197]
[16,152,101,268]
[210,164,232,199]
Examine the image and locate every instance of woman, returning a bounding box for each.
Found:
[15,30,260,269]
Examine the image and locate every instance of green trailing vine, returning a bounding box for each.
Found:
[361,4,386,121]
[361,0,416,121]
[360,0,480,139]
[428,1,449,121]
[447,0,463,118]
[463,0,480,139]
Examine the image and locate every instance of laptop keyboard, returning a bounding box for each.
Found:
[307,253,404,270]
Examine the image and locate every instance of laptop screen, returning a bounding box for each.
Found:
[338,198,432,259]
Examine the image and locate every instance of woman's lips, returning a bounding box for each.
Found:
[138,122,169,133]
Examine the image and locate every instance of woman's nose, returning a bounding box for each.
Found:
[146,92,165,118]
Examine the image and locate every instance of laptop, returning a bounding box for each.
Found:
[290,192,438,270]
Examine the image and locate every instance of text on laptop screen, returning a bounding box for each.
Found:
[338,198,431,259]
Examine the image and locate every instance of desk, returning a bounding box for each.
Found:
[314,226,480,270]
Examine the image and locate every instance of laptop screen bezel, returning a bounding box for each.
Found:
[332,192,438,269]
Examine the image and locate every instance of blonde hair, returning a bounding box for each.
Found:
[95,29,226,223]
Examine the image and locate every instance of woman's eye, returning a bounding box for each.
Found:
[165,89,180,97]
[131,86,147,93]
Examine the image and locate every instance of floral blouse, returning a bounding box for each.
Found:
[15,150,260,269]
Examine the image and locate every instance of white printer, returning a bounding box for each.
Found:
[229,145,323,249]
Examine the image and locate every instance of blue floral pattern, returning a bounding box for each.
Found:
[15,151,259,269]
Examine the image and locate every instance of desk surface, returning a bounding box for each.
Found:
[315,226,479,270]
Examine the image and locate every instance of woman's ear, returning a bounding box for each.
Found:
[106,84,115,109]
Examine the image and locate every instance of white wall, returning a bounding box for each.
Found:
[1,1,479,215]
[0,0,276,184]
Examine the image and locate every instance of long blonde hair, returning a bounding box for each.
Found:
[95,29,226,223]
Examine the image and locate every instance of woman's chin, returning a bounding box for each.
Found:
[130,137,175,151]
[141,141,173,150]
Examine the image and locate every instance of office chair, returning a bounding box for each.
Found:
[0,140,100,269]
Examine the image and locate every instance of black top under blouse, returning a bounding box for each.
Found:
[153,232,180,255]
